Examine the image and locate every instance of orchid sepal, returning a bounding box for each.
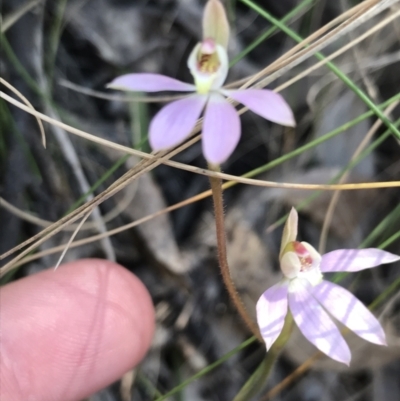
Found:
[203,0,230,49]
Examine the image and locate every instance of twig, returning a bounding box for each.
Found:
[59,79,188,103]
[260,354,322,400]
[42,103,116,262]
[0,178,138,230]
[54,210,91,270]
[1,0,42,33]
[0,77,46,147]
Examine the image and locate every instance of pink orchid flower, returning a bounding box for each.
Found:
[107,0,295,165]
[256,208,400,365]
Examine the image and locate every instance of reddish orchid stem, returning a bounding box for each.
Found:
[208,169,262,341]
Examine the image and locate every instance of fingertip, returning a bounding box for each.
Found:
[1,259,155,401]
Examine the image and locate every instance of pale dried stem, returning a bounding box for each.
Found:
[275,8,400,93]
[42,103,116,261]
[0,77,46,147]
[243,7,367,89]
[7,165,400,269]
[1,0,42,33]
[2,93,399,190]
[341,0,379,101]
[0,177,138,230]
[54,210,91,270]
[260,354,322,400]
[8,189,213,270]
[59,79,189,103]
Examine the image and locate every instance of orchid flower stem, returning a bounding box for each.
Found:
[233,313,294,401]
[208,164,262,341]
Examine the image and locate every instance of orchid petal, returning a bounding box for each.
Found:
[202,93,240,164]
[107,73,195,92]
[149,95,207,151]
[280,207,298,256]
[289,278,351,365]
[256,282,289,350]
[320,248,400,273]
[222,89,296,127]
[313,280,387,345]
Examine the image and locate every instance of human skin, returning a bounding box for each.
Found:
[0,259,155,401]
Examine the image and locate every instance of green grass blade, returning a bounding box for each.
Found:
[229,0,315,67]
